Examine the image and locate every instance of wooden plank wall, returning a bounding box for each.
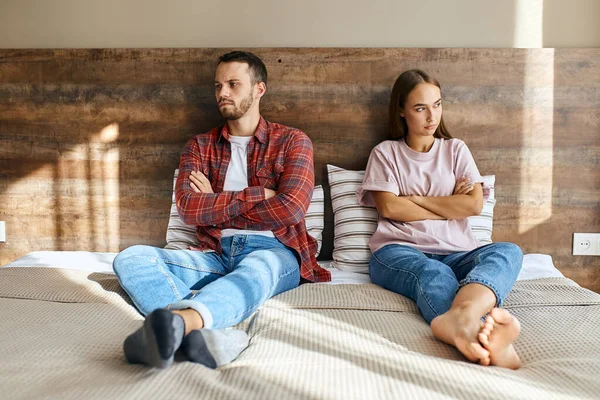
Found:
[1,48,599,291]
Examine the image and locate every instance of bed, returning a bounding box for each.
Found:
[2,251,600,399]
[1,48,599,399]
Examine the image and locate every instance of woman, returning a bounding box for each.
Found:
[357,69,523,369]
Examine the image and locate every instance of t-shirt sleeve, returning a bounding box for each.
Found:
[356,144,401,207]
[454,140,490,201]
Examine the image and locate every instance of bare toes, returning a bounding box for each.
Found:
[489,308,518,326]
[469,342,489,360]
[485,308,522,369]
[478,332,489,347]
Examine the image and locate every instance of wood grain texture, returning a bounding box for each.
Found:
[0,48,598,292]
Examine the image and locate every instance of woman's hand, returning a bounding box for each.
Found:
[453,176,474,195]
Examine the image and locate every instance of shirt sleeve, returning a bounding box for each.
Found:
[453,140,490,201]
[175,136,266,226]
[356,143,401,207]
[215,131,315,231]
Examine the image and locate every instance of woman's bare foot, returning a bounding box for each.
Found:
[431,302,490,364]
[478,308,521,369]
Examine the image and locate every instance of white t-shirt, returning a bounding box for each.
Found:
[221,135,275,238]
[357,138,489,255]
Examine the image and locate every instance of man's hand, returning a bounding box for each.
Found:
[453,176,474,195]
[264,188,276,199]
[189,171,214,193]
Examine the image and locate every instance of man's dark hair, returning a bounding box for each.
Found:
[218,51,268,85]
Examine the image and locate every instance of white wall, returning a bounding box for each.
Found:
[1,0,599,48]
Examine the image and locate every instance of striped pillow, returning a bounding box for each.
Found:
[327,165,378,273]
[327,164,496,273]
[467,174,495,246]
[165,169,325,256]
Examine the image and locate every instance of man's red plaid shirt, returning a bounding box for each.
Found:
[175,117,331,282]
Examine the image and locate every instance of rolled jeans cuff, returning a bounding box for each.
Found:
[459,277,502,307]
[168,300,214,329]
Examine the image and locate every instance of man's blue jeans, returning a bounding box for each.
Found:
[113,235,300,329]
[369,242,523,324]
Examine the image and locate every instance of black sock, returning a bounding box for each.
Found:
[182,329,249,369]
[123,309,185,369]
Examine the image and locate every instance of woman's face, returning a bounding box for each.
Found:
[401,83,442,139]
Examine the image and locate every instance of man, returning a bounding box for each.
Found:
[113,51,331,369]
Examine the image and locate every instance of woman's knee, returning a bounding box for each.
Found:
[494,242,523,264]
[495,242,523,254]
[481,242,524,280]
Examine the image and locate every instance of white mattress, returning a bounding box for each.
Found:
[2,251,563,285]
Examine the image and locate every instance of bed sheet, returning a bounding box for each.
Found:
[2,251,563,285]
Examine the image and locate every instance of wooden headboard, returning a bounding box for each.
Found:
[1,48,598,291]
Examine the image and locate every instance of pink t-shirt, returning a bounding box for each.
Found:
[357,138,490,255]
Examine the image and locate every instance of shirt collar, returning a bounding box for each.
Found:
[218,116,268,144]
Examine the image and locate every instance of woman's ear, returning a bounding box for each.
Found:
[399,108,405,118]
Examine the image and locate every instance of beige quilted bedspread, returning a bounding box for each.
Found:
[1,267,599,400]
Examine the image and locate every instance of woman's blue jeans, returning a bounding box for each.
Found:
[369,242,523,324]
[113,235,300,329]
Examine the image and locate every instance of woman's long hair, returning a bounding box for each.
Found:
[388,69,453,141]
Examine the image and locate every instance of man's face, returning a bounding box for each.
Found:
[214,62,257,120]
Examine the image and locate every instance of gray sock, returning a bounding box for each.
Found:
[182,329,249,368]
[123,309,185,369]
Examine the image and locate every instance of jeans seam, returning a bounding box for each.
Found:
[119,253,225,276]
[162,259,226,276]
[453,253,480,269]
[155,258,183,301]
[113,273,146,314]
[114,254,162,313]
[452,242,498,268]
[372,251,442,318]
[228,241,237,270]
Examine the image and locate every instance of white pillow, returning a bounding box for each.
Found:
[165,169,325,256]
[327,164,496,273]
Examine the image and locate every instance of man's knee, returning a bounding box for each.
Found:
[113,245,157,277]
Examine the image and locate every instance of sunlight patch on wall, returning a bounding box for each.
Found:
[91,123,120,252]
[99,123,120,143]
[45,123,121,252]
[518,49,554,234]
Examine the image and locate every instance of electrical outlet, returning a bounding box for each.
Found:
[573,233,600,256]
[0,221,5,243]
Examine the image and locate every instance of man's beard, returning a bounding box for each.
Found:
[219,89,255,120]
